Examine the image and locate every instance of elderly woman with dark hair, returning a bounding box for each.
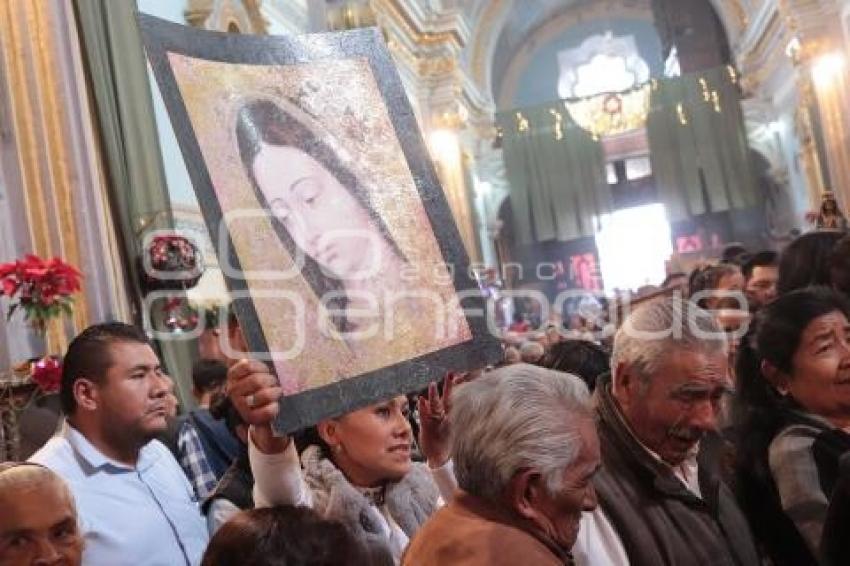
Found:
[734,287,850,565]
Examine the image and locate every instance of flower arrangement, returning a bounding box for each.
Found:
[141,234,203,291]
[0,254,82,336]
[30,356,62,393]
[149,235,199,272]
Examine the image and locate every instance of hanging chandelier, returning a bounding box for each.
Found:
[563,83,651,139]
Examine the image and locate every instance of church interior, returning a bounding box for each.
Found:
[1,0,850,456]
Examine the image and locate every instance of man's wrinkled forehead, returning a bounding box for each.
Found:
[653,345,727,376]
[665,349,730,388]
[0,474,75,524]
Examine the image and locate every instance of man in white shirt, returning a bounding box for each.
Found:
[30,323,209,566]
[572,297,759,566]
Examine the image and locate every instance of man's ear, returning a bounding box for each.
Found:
[505,469,547,522]
[612,362,639,407]
[73,378,99,412]
[760,359,790,395]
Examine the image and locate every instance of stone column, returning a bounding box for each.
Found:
[373,0,481,262]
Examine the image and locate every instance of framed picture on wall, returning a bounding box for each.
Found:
[138,15,501,433]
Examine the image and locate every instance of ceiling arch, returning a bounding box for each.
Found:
[463,0,750,110]
[494,1,655,108]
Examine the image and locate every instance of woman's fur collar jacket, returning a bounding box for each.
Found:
[300,445,440,561]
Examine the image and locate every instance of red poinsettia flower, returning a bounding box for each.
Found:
[31,356,62,393]
[21,254,49,278]
[1,277,18,296]
[0,254,82,334]
[0,261,16,279]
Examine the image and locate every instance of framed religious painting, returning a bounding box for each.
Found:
[138,15,501,433]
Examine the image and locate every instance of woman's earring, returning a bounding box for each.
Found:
[332,444,343,454]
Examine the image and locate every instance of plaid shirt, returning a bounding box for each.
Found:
[177,420,218,501]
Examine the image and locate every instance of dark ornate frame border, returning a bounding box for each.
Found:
[138,14,500,433]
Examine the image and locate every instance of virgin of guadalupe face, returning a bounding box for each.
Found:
[253,143,387,281]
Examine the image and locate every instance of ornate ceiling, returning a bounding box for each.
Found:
[457,0,756,107]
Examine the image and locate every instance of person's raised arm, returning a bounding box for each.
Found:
[227,359,311,507]
[418,373,459,501]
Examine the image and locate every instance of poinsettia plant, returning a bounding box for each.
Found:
[0,254,82,336]
[30,355,62,393]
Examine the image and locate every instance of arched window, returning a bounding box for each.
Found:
[558,32,649,99]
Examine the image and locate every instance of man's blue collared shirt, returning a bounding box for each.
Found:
[30,424,209,566]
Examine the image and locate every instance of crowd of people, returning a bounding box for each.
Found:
[2,228,850,566]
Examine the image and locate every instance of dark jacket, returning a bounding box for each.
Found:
[188,409,241,479]
[594,380,760,566]
[822,453,850,566]
[160,408,241,481]
[202,452,253,516]
[736,402,850,565]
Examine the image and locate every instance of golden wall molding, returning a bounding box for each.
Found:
[417,55,457,77]
[777,0,849,208]
[373,0,481,262]
[185,0,267,33]
[729,0,847,213]
[372,0,465,50]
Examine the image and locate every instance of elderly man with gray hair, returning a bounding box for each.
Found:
[519,340,545,364]
[572,297,759,566]
[403,364,599,566]
[0,462,84,565]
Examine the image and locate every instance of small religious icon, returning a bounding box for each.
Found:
[812,191,848,231]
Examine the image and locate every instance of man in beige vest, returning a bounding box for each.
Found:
[404,364,599,565]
